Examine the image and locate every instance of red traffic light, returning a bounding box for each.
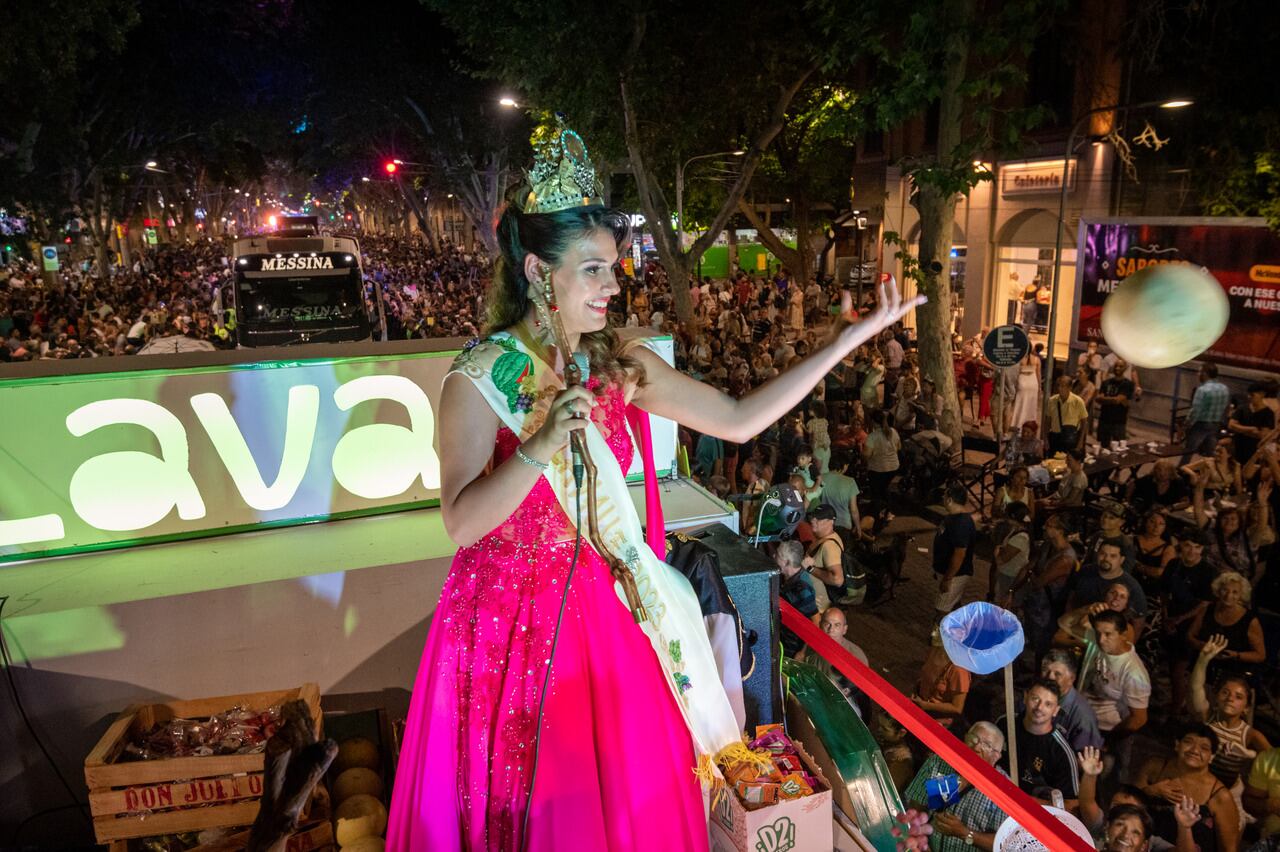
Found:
[64,236,73,244]
[384,161,398,175]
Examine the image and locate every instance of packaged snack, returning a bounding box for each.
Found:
[772,753,803,775]
[748,728,796,756]
[723,761,761,786]
[777,772,815,800]
[734,780,780,810]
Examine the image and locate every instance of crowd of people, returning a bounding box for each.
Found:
[0,234,491,361]
[4,231,1278,850]
[747,321,1280,850]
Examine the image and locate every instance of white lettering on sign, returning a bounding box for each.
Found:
[332,375,441,497]
[191,385,320,511]
[66,399,208,531]
[263,305,352,322]
[0,377,442,549]
[260,256,334,271]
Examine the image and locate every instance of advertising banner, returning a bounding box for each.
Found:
[1,339,677,564]
[1076,219,1280,371]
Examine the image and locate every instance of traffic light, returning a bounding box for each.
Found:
[64,236,73,244]
[384,161,398,175]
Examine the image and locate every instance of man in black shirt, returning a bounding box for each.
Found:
[933,483,977,617]
[1096,359,1135,447]
[1228,382,1276,465]
[1004,679,1080,803]
[1161,528,1215,709]
[1069,541,1148,625]
[751,310,772,343]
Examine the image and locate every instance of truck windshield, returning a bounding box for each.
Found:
[234,251,368,331]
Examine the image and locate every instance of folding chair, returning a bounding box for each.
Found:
[954,434,1000,516]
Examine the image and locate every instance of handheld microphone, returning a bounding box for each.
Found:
[571,436,586,489]
[565,353,587,489]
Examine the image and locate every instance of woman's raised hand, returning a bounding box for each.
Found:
[1200,633,1229,660]
[833,279,928,348]
[1078,746,1104,776]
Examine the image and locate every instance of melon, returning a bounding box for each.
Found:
[333,767,385,804]
[335,736,380,773]
[334,793,388,846]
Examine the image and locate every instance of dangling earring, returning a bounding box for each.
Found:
[531,281,553,331]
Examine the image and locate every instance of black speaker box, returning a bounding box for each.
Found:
[687,523,782,730]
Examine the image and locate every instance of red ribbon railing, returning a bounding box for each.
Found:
[780,600,1093,851]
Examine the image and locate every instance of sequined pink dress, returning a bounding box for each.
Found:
[387,381,709,851]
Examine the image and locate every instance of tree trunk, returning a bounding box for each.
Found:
[618,12,815,324]
[727,224,738,275]
[88,173,114,278]
[909,0,973,446]
[736,198,804,281]
[914,183,963,443]
[794,194,813,286]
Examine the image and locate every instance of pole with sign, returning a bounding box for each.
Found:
[41,246,60,272]
[983,325,1031,455]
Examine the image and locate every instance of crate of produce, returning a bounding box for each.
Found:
[105,816,335,852]
[84,684,322,843]
[322,707,398,849]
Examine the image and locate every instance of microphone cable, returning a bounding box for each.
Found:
[519,463,583,851]
[0,596,92,838]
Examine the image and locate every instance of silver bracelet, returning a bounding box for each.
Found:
[514,445,549,472]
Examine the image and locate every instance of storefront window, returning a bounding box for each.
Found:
[994,245,1075,358]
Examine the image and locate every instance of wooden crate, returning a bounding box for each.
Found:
[85,684,322,843]
[105,817,335,852]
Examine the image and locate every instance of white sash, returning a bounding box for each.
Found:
[449,332,742,768]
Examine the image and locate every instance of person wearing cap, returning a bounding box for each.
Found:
[1085,500,1136,570]
[803,503,849,604]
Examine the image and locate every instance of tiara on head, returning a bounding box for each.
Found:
[517,114,604,215]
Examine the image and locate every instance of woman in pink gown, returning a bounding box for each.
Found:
[387,119,921,851]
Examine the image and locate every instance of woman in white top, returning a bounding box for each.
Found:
[1010,348,1042,431]
[862,409,901,499]
[808,401,832,474]
[993,464,1036,522]
[893,374,921,433]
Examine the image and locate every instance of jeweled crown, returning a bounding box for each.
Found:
[517,115,604,215]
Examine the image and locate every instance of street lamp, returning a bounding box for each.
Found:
[1041,97,1192,409]
[676,149,745,248]
[499,97,519,108]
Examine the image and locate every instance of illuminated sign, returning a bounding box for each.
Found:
[999,157,1078,197]
[1,338,677,563]
[0,352,451,562]
[260,256,334,271]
